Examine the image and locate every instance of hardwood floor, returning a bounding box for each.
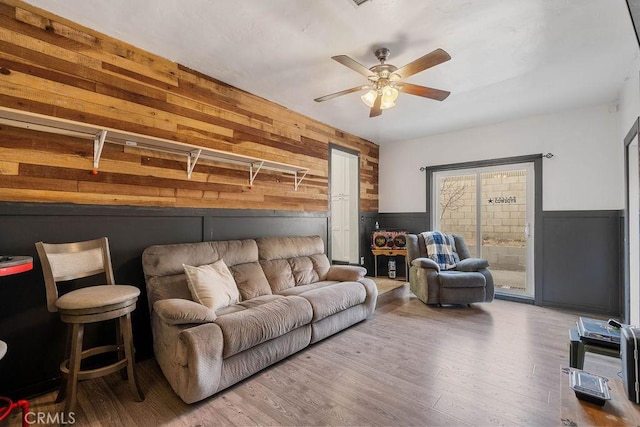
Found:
[8,289,617,426]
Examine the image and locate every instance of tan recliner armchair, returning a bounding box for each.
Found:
[406,233,494,306]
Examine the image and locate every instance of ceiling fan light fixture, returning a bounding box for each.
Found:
[360,89,378,108]
[380,86,399,109]
[361,86,398,110]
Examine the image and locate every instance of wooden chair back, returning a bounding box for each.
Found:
[35,237,116,312]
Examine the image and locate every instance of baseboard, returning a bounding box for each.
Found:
[495,293,534,304]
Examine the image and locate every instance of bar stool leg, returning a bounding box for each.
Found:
[55,327,72,403]
[64,323,84,414]
[120,314,144,401]
[115,319,127,380]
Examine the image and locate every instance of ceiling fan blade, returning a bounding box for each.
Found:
[394,48,451,79]
[332,55,376,78]
[369,94,382,118]
[400,83,450,101]
[314,86,367,102]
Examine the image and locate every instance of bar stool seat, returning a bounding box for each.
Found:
[56,285,139,312]
[36,237,144,414]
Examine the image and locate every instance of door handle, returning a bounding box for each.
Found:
[524,223,531,238]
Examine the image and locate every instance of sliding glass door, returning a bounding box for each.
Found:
[433,163,535,298]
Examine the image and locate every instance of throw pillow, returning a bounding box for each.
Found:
[183,260,240,311]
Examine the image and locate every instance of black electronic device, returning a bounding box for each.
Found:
[608,318,623,329]
[569,370,611,406]
[621,326,640,404]
[371,230,407,249]
[577,317,621,348]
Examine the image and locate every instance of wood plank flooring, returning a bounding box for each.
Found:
[7,289,617,426]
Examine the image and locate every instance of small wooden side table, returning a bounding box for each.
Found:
[561,367,640,426]
[371,248,409,279]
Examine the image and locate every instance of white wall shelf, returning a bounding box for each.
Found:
[0,107,309,190]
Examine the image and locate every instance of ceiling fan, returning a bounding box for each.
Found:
[314,47,451,118]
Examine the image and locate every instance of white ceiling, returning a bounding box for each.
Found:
[23,0,640,145]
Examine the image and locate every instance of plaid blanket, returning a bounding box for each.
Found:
[421,231,460,270]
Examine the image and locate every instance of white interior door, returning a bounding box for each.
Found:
[331,149,359,264]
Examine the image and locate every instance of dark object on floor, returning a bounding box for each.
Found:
[569,369,611,406]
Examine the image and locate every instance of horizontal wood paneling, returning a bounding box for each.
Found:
[0,0,379,212]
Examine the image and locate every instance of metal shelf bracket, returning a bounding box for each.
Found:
[294,170,308,191]
[93,130,107,169]
[249,161,264,187]
[187,149,202,179]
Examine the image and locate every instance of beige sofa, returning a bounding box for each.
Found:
[142,235,377,404]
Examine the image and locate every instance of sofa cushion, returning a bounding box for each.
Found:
[145,274,192,308]
[143,239,261,308]
[215,294,282,316]
[256,236,325,260]
[257,236,333,290]
[276,281,340,296]
[325,265,366,282]
[183,260,240,311]
[289,256,320,285]
[143,241,219,277]
[438,271,486,288]
[309,254,331,280]
[260,259,295,293]
[228,262,272,300]
[214,295,313,358]
[285,281,367,322]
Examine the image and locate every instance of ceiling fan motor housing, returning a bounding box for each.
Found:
[375,48,390,62]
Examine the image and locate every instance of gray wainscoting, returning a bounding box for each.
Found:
[541,210,623,316]
[0,202,329,398]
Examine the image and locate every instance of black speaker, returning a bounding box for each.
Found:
[621,326,640,404]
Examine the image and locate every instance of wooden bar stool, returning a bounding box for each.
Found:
[35,237,144,413]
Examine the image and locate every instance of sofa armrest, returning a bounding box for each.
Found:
[175,322,224,403]
[154,298,217,325]
[411,257,440,272]
[326,265,367,281]
[456,258,489,272]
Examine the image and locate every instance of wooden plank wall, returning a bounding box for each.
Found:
[0,0,379,212]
